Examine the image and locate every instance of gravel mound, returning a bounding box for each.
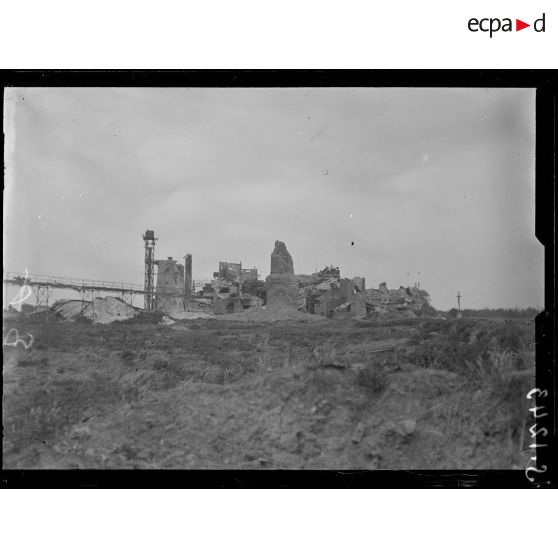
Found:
[52,297,139,324]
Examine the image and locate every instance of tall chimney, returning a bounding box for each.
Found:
[184,253,192,299]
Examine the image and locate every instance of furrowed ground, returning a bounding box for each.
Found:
[2,314,535,469]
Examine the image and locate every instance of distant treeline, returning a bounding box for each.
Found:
[447,307,540,318]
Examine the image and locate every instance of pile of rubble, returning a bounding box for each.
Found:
[192,279,263,316]
[365,282,430,317]
[189,260,266,316]
[51,296,140,324]
[296,267,367,319]
[38,240,432,325]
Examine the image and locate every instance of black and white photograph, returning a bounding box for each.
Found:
[2,78,548,477]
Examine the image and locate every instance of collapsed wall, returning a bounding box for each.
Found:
[265,240,298,307]
[155,257,185,315]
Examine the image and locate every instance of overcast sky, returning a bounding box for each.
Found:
[3,87,542,309]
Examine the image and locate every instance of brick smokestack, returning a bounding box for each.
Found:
[184,253,192,299]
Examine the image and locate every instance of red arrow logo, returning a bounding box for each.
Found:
[516,19,530,31]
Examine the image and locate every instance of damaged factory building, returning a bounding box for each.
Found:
[296,265,367,319]
[12,231,428,327]
[198,260,265,315]
[143,230,429,320]
[263,240,367,319]
[366,281,430,318]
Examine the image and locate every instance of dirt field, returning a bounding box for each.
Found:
[3,313,535,469]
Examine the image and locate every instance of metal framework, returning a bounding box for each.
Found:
[3,271,215,318]
[80,288,96,318]
[35,284,51,308]
[3,271,179,312]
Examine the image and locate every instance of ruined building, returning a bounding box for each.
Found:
[300,275,366,318]
[265,240,298,306]
[154,257,185,314]
[366,282,430,317]
[240,267,258,282]
[218,261,242,282]
[141,230,426,320]
[194,260,262,315]
[216,262,258,283]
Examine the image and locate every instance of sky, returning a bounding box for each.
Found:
[3,87,542,310]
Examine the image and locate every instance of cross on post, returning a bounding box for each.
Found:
[457,291,462,311]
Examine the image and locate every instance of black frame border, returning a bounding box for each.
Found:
[1,70,556,489]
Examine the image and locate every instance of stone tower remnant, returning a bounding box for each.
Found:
[265,240,298,306]
[155,257,185,314]
[270,240,294,274]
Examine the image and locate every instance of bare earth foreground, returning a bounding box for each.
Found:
[3,313,534,469]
